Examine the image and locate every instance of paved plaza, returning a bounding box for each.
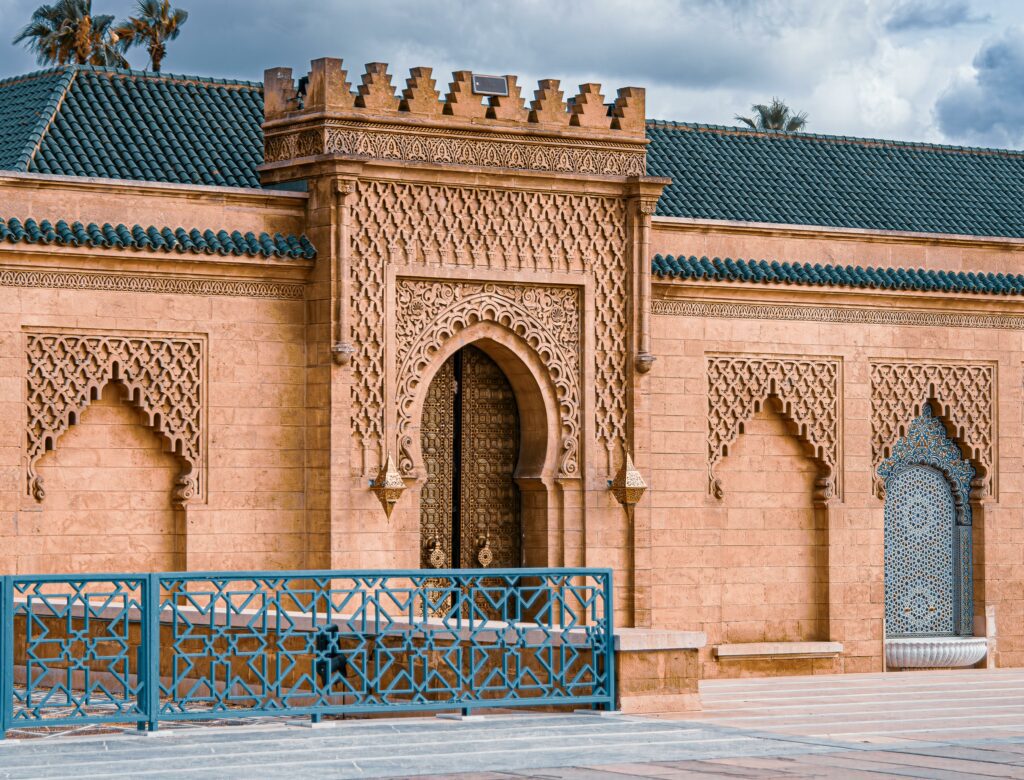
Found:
[3,669,1024,778]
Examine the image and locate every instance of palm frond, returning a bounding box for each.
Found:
[737,97,808,132]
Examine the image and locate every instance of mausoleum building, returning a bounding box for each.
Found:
[0,58,1021,689]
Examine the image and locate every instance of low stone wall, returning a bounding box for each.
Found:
[614,629,706,713]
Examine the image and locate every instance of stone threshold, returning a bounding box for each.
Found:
[714,641,843,660]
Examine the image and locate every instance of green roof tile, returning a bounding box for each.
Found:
[646,122,1024,238]
[0,65,263,188]
[7,66,1024,241]
[0,216,315,259]
[0,67,74,170]
[654,254,1024,295]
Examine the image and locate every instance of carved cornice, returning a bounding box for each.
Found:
[0,267,304,300]
[653,299,1024,330]
[264,120,647,176]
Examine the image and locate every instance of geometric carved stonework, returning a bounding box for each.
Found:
[870,362,994,500]
[26,332,203,506]
[395,278,581,478]
[707,355,840,501]
[301,125,647,177]
[350,180,626,469]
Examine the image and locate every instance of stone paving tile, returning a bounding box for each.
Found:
[781,751,983,780]
[648,759,791,777]
[0,717,843,780]
[708,755,852,776]
[856,750,1022,778]
[895,742,1024,767]
[4,670,1024,778]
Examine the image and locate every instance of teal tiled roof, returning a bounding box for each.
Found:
[0,68,75,170]
[8,64,1024,242]
[653,254,1024,295]
[646,121,1024,238]
[0,217,315,259]
[0,65,263,188]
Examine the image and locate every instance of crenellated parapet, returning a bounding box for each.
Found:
[261,58,647,177]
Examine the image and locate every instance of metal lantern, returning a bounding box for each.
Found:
[370,453,406,519]
[610,452,646,507]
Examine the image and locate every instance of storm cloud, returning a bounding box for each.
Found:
[885,0,988,33]
[0,0,1020,148]
[935,28,1024,147]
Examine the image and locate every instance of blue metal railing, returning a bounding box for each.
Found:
[0,568,614,736]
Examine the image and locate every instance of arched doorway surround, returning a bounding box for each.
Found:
[879,404,975,638]
[420,345,520,570]
[404,323,565,569]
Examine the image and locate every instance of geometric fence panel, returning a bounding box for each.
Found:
[1,568,613,737]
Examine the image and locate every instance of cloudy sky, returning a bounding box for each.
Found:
[1,0,1023,148]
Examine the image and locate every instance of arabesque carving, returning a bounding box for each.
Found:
[26,333,203,506]
[652,299,1024,331]
[707,356,840,500]
[870,362,994,499]
[395,279,581,478]
[308,123,646,176]
[0,268,303,300]
[350,181,627,467]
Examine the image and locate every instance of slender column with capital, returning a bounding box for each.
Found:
[332,179,357,365]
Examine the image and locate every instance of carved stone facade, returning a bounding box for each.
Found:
[0,269,304,300]
[349,179,627,470]
[395,279,581,477]
[265,122,646,177]
[3,53,1024,691]
[706,356,840,501]
[25,332,204,506]
[870,362,995,499]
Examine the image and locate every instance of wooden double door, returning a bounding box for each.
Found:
[420,346,521,571]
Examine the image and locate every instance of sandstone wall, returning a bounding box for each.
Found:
[645,220,1024,676]
[0,175,312,575]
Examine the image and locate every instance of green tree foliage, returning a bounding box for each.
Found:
[14,0,127,67]
[736,98,809,132]
[114,0,188,73]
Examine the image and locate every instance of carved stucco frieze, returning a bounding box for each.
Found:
[652,299,1024,331]
[707,356,841,501]
[26,333,203,506]
[349,180,627,468]
[870,362,995,499]
[395,279,581,478]
[0,268,304,300]
[265,122,646,176]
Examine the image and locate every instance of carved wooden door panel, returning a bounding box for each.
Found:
[459,346,521,569]
[419,346,520,572]
[420,358,455,569]
[884,465,956,636]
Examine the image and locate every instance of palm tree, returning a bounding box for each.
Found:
[14,0,127,67]
[114,0,188,73]
[736,98,808,132]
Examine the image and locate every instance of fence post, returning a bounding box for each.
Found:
[1,576,13,739]
[141,573,160,732]
[603,571,616,712]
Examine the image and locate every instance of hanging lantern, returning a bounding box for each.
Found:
[610,452,646,507]
[370,453,405,519]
